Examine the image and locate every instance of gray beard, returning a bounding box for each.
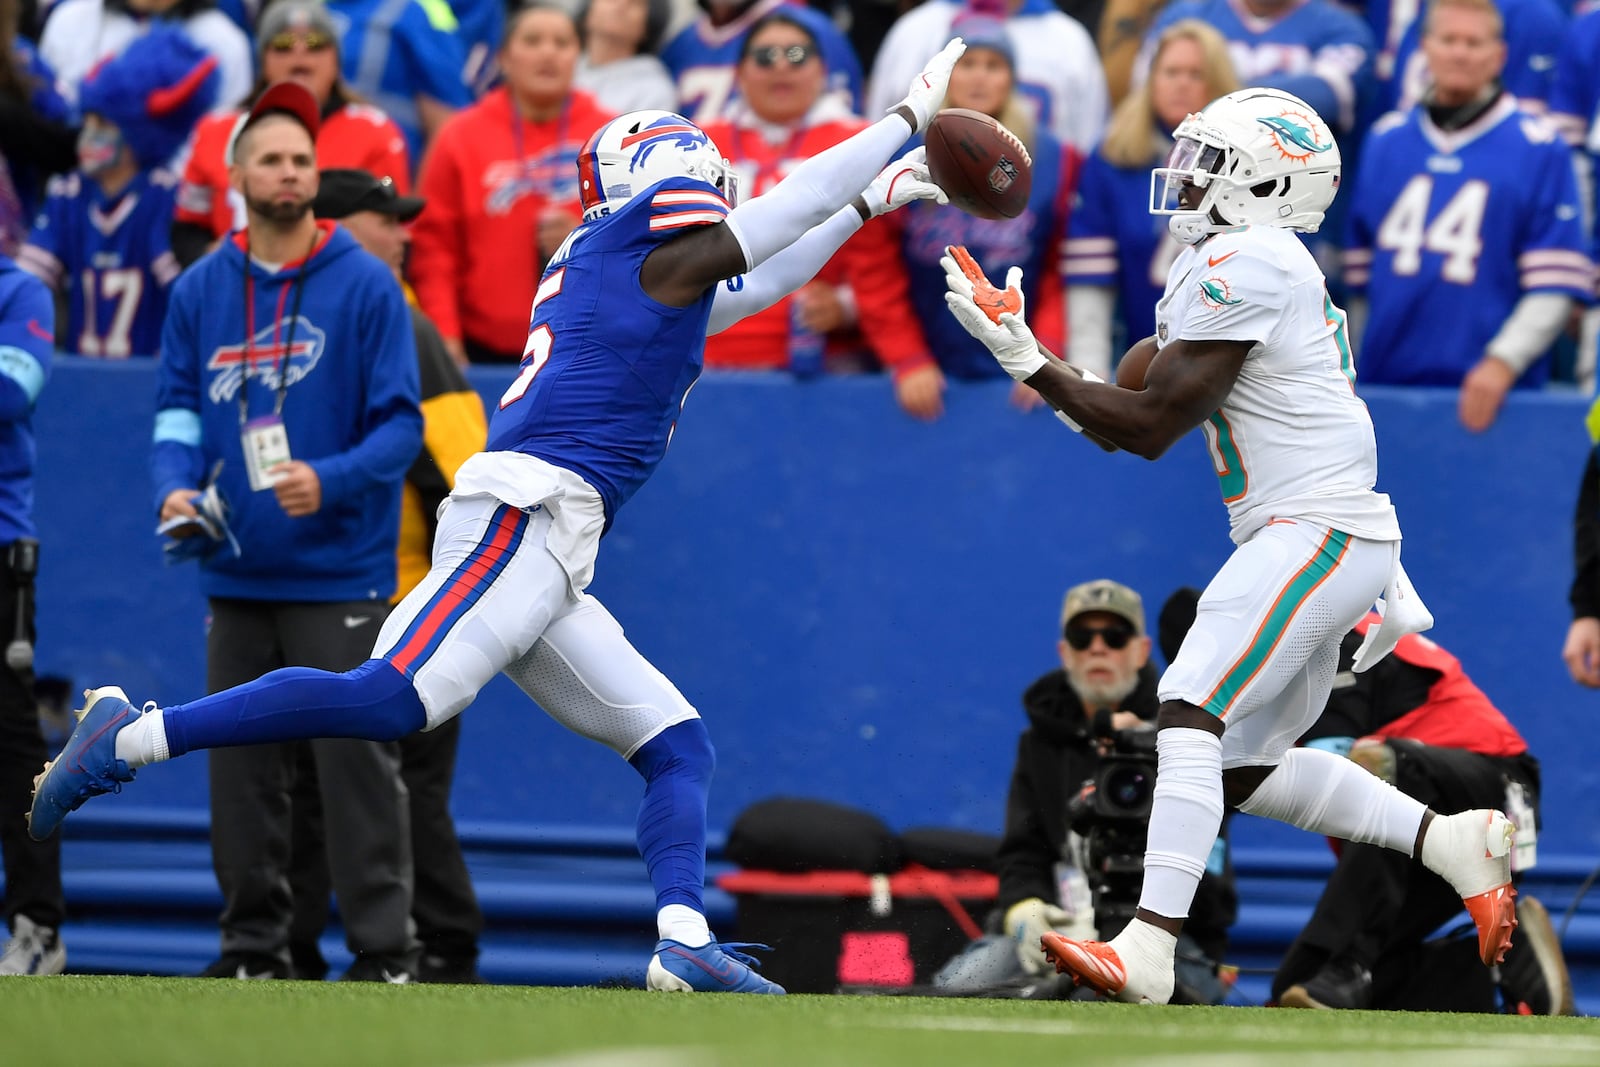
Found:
[1069,670,1139,712]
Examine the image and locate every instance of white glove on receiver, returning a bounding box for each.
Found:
[942,251,1046,380]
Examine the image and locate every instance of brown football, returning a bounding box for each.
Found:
[924,108,1032,221]
[1116,335,1161,390]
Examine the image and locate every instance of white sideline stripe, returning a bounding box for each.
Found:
[862,1014,1600,1055]
[479,1050,696,1067]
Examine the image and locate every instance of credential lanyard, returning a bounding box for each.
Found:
[238,230,316,426]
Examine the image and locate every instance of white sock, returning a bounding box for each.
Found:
[1138,728,1224,920]
[112,707,169,769]
[1236,746,1424,853]
[658,904,711,947]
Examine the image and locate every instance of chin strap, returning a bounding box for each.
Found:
[1168,213,1212,245]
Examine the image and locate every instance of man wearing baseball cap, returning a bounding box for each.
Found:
[928,576,1236,1003]
[154,81,425,983]
[172,0,412,267]
[290,167,488,983]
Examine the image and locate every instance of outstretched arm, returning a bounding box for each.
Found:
[943,247,1250,458]
[641,39,966,307]
[708,149,946,334]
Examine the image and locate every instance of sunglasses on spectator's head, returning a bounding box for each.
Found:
[1063,622,1137,652]
[748,44,814,68]
[267,31,333,53]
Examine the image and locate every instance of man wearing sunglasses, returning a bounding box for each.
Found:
[930,579,1235,1003]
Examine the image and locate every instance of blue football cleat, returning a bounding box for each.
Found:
[28,686,140,840]
[646,939,786,994]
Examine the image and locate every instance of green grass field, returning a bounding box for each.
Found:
[5,978,1600,1067]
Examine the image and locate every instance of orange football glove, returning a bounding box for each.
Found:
[950,244,1022,324]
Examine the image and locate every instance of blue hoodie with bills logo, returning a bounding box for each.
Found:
[151,221,422,602]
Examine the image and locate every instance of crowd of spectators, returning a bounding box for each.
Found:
[0,0,1590,408]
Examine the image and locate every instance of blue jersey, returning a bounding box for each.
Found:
[329,0,473,163]
[1385,0,1566,114]
[1148,0,1376,134]
[486,176,730,525]
[660,0,863,123]
[898,134,1074,378]
[1064,145,1185,349]
[1346,97,1592,386]
[18,170,180,358]
[1550,6,1600,270]
[0,255,52,543]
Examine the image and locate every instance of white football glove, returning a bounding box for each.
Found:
[860,147,948,218]
[1004,897,1072,975]
[895,37,966,133]
[941,249,1046,381]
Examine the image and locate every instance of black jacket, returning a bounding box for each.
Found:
[994,663,1236,961]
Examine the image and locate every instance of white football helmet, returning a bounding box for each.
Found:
[577,110,740,222]
[1149,88,1342,244]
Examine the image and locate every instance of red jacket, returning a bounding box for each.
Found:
[176,103,411,238]
[699,113,933,376]
[1353,615,1528,757]
[410,88,614,355]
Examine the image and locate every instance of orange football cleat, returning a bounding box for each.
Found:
[1041,932,1129,997]
[950,244,1021,324]
[1465,882,1518,966]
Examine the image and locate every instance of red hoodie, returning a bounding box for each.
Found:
[410,88,615,356]
[699,113,933,377]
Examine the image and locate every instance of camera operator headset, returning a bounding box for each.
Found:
[929,579,1237,1002]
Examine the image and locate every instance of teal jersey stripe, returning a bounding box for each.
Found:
[1202,528,1352,717]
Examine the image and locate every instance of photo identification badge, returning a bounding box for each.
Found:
[243,415,292,491]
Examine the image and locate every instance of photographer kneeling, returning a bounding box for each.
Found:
[930,580,1237,1002]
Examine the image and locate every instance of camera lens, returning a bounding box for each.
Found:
[1102,765,1152,814]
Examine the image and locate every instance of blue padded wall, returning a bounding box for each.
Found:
[31,362,1600,862]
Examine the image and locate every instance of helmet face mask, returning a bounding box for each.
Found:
[578,110,740,222]
[1148,89,1341,244]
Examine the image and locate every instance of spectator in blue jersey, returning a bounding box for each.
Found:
[887,9,1076,416]
[38,0,252,111]
[147,81,425,981]
[327,0,473,164]
[0,255,56,976]
[1549,6,1600,389]
[1344,0,1593,432]
[30,41,969,996]
[869,0,1107,156]
[1382,0,1566,118]
[574,0,675,115]
[1136,0,1375,140]
[660,0,863,124]
[0,11,77,256]
[1063,18,1238,380]
[17,28,217,357]
[450,0,504,96]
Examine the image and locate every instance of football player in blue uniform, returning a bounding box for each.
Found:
[17,30,219,358]
[29,38,967,995]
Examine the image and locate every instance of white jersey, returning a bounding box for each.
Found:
[1154,226,1401,545]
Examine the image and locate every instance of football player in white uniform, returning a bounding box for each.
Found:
[944,87,1518,1005]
